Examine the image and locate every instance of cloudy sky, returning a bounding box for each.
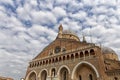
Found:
[0,0,120,80]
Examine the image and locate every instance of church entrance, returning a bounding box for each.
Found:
[76,64,97,80]
[60,67,69,80]
[76,64,96,80]
[72,62,98,80]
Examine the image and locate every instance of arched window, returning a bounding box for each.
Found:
[37,62,39,66]
[46,60,48,65]
[55,58,58,62]
[59,57,62,62]
[90,49,95,55]
[75,53,79,58]
[49,59,51,64]
[34,62,36,67]
[63,56,66,61]
[52,58,54,63]
[85,51,89,57]
[89,74,93,80]
[40,62,42,66]
[71,54,74,59]
[79,75,82,80]
[80,52,84,58]
[67,55,70,60]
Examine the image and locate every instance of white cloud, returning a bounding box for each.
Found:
[70,10,87,20]
[16,6,31,20]
[38,0,53,10]
[29,0,38,6]
[54,0,69,5]
[0,0,14,6]
[31,11,57,25]
[82,0,95,6]
[0,6,5,12]
[28,25,57,41]
[52,7,66,18]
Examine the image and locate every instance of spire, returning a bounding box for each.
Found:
[83,35,87,43]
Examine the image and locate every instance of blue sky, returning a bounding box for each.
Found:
[0,0,120,80]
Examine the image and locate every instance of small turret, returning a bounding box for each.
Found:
[57,24,63,38]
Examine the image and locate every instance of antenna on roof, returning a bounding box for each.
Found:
[81,23,83,36]
[81,21,87,43]
[81,25,87,43]
[90,26,92,43]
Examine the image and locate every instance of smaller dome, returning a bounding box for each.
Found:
[102,47,116,55]
[102,47,119,60]
[62,30,80,41]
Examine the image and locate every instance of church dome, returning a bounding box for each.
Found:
[57,25,80,41]
[102,47,116,55]
[102,47,118,60]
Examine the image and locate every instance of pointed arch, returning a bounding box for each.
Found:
[67,55,70,60]
[85,50,89,57]
[75,53,79,58]
[90,49,95,55]
[57,65,70,76]
[25,70,37,80]
[80,52,84,58]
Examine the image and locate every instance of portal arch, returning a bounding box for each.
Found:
[25,70,37,80]
[71,61,99,80]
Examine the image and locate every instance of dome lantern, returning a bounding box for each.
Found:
[57,24,63,38]
[59,24,63,32]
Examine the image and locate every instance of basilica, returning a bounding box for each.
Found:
[25,25,120,80]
